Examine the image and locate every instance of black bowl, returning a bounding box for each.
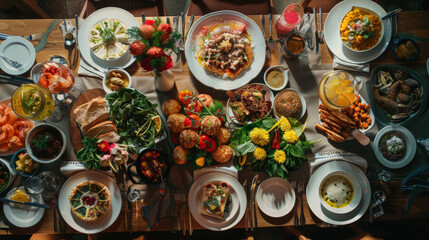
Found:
[127,149,170,185]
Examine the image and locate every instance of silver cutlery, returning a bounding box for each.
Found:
[250,174,259,229]
[0,33,42,41]
[188,193,193,236]
[382,8,402,20]
[291,181,298,226]
[71,14,79,69]
[0,54,23,71]
[174,193,182,232]
[141,199,151,230]
[242,179,249,231]
[268,13,274,54]
[314,8,319,54]
[179,15,194,51]
[0,198,50,208]
[141,13,145,24]
[260,14,266,39]
[298,180,306,226]
[155,171,166,226]
[318,8,324,44]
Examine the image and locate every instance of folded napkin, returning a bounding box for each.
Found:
[333,56,370,73]
[193,161,238,180]
[77,57,105,78]
[307,151,368,174]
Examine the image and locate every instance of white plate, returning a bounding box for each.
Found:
[188,172,246,231]
[226,83,274,125]
[256,177,295,218]
[324,0,392,64]
[58,171,122,234]
[373,125,417,169]
[184,10,266,90]
[78,7,139,72]
[273,88,307,120]
[306,161,371,225]
[318,94,375,139]
[3,187,45,228]
[0,37,36,75]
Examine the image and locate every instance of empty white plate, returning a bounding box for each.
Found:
[0,37,36,75]
[256,177,295,218]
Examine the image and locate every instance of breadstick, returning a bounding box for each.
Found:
[315,124,345,142]
[320,113,347,127]
[323,122,341,134]
[339,131,349,139]
[321,116,343,130]
[327,132,344,143]
[319,104,356,126]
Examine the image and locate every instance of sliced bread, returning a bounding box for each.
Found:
[81,97,110,133]
[85,120,117,139]
[97,131,120,143]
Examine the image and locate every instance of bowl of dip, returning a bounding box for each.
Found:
[373,125,416,169]
[264,65,289,91]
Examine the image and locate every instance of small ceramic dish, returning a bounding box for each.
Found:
[25,123,67,164]
[319,170,362,215]
[256,177,295,218]
[273,88,306,120]
[264,65,289,91]
[102,69,132,93]
[10,148,40,178]
[392,38,420,62]
[373,125,416,169]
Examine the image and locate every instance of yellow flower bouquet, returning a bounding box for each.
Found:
[230,117,317,179]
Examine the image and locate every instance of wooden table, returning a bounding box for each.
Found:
[0,12,429,235]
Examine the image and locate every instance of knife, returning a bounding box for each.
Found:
[250,174,258,229]
[0,74,33,84]
[314,8,319,54]
[142,200,151,230]
[0,198,50,208]
[382,8,402,20]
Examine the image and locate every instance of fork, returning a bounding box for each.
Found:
[318,8,324,44]
[298,180,306,226]
[291,181,298,226]
[155,170,167,226]
[179,192,187,236]
[268,13,274,53]
[0,54,23,71]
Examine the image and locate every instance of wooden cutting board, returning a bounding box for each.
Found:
[69,88,106,153]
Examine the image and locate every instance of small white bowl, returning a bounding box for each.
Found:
[319,170,362,215]
[102,69,132,94]
[273,88,306,120]
[264,65,289,91]
[340,6,384,53]
[373,125,416,169]
[25,123,67,164]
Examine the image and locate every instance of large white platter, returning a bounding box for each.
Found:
[78,7,139,72]
[188,172,246,231]
[324,0,392,64]
[306,161,371,225]
[184,10,266,90]
[58,171,121,234]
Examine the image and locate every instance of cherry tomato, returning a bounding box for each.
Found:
[178,90,193,105]
[184,114,200,130]
[184,100,202,115]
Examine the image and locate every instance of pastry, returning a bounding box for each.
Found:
[200,182,230,219]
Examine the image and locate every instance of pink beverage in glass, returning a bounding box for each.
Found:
[275,3,304,36]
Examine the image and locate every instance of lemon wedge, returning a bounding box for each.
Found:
[11,189,30,203]
[152,116,162,134]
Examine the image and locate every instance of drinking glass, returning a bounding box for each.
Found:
[11,84,55,121]
[282,33,308,59]
[31,61,76,121]
[318,71,358,109]
[275,3,304,36]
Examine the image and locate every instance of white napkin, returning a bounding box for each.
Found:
[77,57,105,78]
[297,13,314,35]
[333,56,370,73]
[307,151,368,174]
[193,161,238,180]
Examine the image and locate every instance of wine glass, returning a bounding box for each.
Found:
[31,61,76,121]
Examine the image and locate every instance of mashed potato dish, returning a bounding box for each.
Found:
[320,175,354,208]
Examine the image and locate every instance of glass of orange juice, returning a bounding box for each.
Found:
[318,71,358,109]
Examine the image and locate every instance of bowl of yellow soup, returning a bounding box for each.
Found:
[340,7,384,52]
[319,170,362,214]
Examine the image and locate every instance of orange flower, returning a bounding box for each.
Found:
[139,24,155,39]
[146,46,164,58]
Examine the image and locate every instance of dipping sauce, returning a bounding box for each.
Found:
[320,175,354,208]
[266,69,285,89]
[11,189,30,203]
[379,131,406,161]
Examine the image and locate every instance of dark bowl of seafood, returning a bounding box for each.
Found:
[368,65,428,125]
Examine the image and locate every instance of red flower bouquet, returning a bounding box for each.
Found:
[127,18,181,74]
